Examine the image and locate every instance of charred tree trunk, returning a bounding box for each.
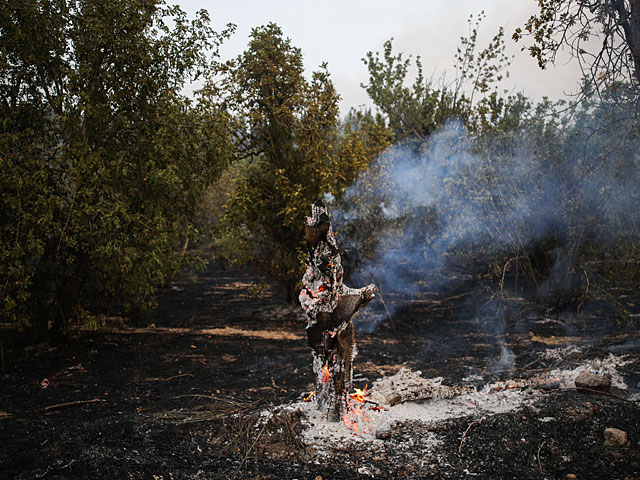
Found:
[300,200,375,421]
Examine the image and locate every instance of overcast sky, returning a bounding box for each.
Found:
[176,0,583,114]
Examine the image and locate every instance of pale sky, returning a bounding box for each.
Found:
[176,0,583,114]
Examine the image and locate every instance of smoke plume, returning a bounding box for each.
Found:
[331,100,640,343]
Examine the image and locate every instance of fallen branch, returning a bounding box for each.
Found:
[363,398,384,409]
[425,290,476,307]
[537,440,547,473]
[44,398,101,411]
[458,420,481,454]
[283,414,306,451]
[148,373,195,383]
[148,398,263,424]
[171,394,248,406]
[568,387,640,407]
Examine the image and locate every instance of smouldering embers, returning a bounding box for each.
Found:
[299,368,582,437]
[303,366,381,436]
[299,202,342,321]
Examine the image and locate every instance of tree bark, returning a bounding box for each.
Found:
[613,0,640,84]
[628,0,640,84]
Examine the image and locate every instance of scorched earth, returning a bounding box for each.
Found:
[1,265,640,479]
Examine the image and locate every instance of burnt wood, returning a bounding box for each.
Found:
[300,200,375,421]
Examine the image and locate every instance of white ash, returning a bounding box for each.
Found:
[539,345,583,361]
[291,400,442,458]
[461,373,485,384]
[537,416,557,423]
[288,368,540,451]
[548,353,631,389]
[283,356,633,453]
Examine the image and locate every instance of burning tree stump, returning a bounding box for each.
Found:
[300,200,375,421]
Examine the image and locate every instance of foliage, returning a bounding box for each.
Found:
[513,0,640,91]
[0,0,234,340]
[214,24,391,300]
[341,13,520,272]
[361,38,470,143]
[361,12,513,144]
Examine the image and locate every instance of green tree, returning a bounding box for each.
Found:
[362,38,469,143]
[216,24,390,301]
[0,0,234,341]
[361,12,513,143]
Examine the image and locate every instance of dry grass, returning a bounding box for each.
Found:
[144,394,262,424]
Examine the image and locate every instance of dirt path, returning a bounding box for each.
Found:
[1,266,640,479]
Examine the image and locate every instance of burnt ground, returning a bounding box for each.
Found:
[1,265,640,479]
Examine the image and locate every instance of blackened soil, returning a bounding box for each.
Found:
[1,265,639,479]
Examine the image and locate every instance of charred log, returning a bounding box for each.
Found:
[300,200,375,421]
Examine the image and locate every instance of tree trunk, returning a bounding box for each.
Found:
[613,0,640,84]
[300,200,375,421]
[629,0,640,84]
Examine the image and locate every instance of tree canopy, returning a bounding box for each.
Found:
[0,0,234,340]
[214,24,390,301]
[514,0,640,92]
[2,3,639,340]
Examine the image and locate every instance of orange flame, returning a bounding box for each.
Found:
[322,365,330,384]
[310,286,326,298]
[342,384,373,436]
[303,390,316,402]
[349,385,368,403]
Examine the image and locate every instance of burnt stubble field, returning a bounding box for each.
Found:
[1,265,640,479]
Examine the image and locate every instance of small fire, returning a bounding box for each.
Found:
[322,365,330,384]
[308,286,326,298]
[349,384,368,403]
[302,366,329,401]
[343,384,373,436]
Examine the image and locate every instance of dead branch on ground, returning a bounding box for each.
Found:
[146,373,194,383]
[44,398,101,411]
[147,396,262,424]
[458,421,481,454]
[234,421,268,478]
[537,440,547,473]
